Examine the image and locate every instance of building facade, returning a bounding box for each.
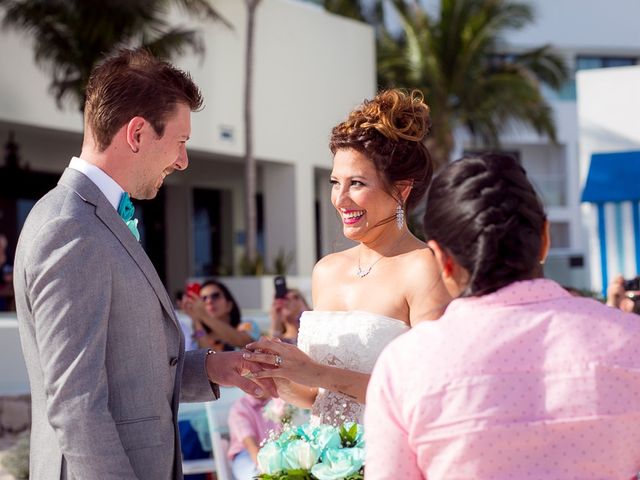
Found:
[455,0,640,291]
[1,0,639,297]
[577,66,640,295]
[0,0,375,298]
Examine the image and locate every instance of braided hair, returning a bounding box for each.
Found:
[329,89,433,212]
[423,154,547,297]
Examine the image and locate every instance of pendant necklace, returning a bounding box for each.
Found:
[356,231,407,278]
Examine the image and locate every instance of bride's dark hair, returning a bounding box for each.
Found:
[329,89,433,213]
[423,153,547,297]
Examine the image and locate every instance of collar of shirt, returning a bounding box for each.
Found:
[68,156,124,211]
[444,278,570,315]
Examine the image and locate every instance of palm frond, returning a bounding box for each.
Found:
[0,0,229,111]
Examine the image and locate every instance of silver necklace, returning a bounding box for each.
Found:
[356,232,407,278]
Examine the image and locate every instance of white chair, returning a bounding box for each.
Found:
[0,316,30,395]
[180,387,247,480]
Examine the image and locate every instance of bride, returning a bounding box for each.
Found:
[244,89,451,425]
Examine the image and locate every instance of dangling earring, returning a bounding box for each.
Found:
[395,204,404,230]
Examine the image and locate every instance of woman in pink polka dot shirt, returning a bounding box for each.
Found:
[365,154,640,479]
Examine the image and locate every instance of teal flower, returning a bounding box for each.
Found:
[312,424,342,453]
[312,447,365,480]
[256,441,284,475]
[282,439,321,470]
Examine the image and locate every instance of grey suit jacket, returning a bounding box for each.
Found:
[13,168,217,479]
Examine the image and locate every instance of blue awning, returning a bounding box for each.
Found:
[581,150,640,203]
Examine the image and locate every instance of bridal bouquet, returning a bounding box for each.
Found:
[256,422,365,480]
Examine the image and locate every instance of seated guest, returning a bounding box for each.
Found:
[183,279,260,352]
[269,288,309,343]
[227,395,281,480]
[365,154,640,479]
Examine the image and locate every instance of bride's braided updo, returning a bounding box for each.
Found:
[329,89,433,212]
[423,154,547,297]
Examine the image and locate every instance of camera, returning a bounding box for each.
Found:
[274,276,287,299]
[623,276,640,291]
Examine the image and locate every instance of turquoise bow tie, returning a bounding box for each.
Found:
[117,192,140,241]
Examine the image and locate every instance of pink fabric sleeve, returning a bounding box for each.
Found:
[365,348,424,480]
[228,401,259,443]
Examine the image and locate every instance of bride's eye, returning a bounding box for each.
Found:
[329,179,339,188]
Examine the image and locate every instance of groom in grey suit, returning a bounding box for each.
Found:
[13,48,274,479]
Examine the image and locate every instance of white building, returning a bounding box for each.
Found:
[2,0,639,300]
[576,66,640,296]
[473,0,640,292]
[0,0,375,300]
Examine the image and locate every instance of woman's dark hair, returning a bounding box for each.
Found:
[201,279,241,328]
[423,153,547,296]
[329,89,433,213]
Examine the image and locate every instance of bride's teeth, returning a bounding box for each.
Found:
[344,211,363,219]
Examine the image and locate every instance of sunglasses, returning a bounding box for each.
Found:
[201,292,223,302]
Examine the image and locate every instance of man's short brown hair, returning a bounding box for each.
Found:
[84,48,203,151]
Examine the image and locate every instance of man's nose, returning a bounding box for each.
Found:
[175,149,188,171]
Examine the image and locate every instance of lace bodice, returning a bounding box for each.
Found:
[297,311,409,426]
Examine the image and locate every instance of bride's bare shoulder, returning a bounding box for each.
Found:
[402,243,439,268]
[313,247,357,277]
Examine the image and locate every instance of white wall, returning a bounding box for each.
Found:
[0,0,376,282]
[576,66,640,292]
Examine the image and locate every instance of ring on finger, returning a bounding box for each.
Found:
[274,355,283,367]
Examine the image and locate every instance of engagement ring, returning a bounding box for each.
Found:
[274,355,283,367]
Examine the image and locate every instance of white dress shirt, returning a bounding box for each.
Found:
[68,156,124,210]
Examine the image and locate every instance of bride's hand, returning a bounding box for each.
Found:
[243,337,321,387]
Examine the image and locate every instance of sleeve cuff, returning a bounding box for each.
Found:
[206,349,221,400]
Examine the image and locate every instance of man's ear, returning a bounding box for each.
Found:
[427,239,454,278]
[125,117,146,153]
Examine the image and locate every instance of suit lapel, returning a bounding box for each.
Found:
[58,168,177,323]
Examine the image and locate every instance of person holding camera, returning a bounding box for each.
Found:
[182,279,261,351]
[269,277,309,343]
[607,275,640,314]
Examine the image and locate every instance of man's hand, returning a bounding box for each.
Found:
[205,350,278,399]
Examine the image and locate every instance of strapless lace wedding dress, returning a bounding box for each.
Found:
[297,310,409,426]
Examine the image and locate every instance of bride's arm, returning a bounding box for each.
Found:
[272,379,318,409]
[243,338,371,404]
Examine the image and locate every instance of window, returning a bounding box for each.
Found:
[550,222,571,250]
[193,188,228,276]
[556,55,637,101]
[576,56,637,70]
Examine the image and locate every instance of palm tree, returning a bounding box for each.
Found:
[242,0,262,273]
[321,0,384,30]
[378,0,568,167]
[0,0,230,111]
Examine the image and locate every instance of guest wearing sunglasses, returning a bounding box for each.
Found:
[269,288,309,344]
[183,279,260,351]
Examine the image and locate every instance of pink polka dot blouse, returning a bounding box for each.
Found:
[365,279,640,479]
